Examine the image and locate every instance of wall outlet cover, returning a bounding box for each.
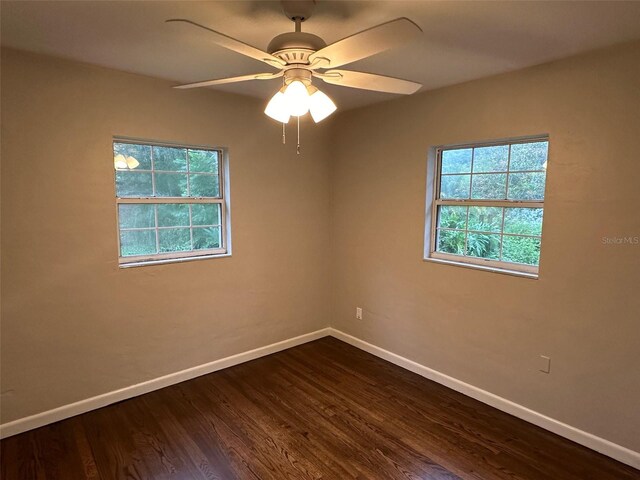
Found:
[539,355,551,373]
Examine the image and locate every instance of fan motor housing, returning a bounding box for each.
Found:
[268,32,326,64]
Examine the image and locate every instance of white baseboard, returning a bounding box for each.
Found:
[0,328,331,439]
[329,328,640,470]
[2,326,638,471]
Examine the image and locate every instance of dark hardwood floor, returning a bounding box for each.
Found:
[2,337,638,479]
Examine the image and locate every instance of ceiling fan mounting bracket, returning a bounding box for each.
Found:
[281,0,316,22]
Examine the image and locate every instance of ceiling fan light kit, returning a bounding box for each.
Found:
[168,0,423,151]
[308,87,337,123]
[264,67,337,124]
[113,154,140,171]
[264,87,291,124]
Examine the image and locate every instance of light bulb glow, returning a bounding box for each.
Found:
[126,156,140,169]
[264,81,338,124]
[309,89,337,123]
[114,154,128,170]
[283,80,310,117]
[265,91,291,123]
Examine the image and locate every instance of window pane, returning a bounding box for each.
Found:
[438,206,467,230]
[120,229,156,256]
[115,172,153,197]
[114,143,152,170]
[157,204,190,227]
[155,173,188,197]
[190,174,220,197]
[504,208,543,236]
[189,149,218,174]
[440,175,470,199]
[153,146,187,172]
[441,149,472,174]
[473,145,508,172]
[193,226,221,250]
[158,228,191,253]
[114,140,228,262]
[468,207,503,233]
[471,173,507,199]
[433,138,546,272]
[192,204,220,226]
[510,142,548,171]
[502,235,541,265]
[437,229,465,255]
[466,233,501,259]
[118,204,155,229]
[508,172,546,200]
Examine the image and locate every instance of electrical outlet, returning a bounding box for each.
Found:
[539,355,551,374]
[356,307,363,320]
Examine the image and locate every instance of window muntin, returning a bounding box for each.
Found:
[114,140,228,265]
[429,138,548,275]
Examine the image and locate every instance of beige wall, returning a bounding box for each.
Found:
[330,40,640,452]
[0,48,332,423]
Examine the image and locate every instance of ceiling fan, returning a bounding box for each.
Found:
[168,0,422,148]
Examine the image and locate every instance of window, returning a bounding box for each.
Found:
[114,139,230,266]
[426,137,548,276]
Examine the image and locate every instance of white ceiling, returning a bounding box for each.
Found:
[2,1,640,111]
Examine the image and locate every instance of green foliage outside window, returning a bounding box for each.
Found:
[114,141,224,259]
[435,140,547,268]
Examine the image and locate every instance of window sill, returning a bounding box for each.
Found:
[119,252,231,269]
[423,257,538,279]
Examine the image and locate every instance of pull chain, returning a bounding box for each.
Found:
[281,76,287,145]
[297,116,301,155]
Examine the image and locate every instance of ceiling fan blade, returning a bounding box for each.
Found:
[315,70,421,95]
[309,18,422,68]
[174,72,283,89]
[167,19,286,68]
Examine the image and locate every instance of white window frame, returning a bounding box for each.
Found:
[424,135,548,278]
[114,138,232,268]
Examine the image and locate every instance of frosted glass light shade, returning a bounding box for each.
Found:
[265,81,337,124]
[283,80,310,116]
[309,89,337,123]
[114,154,128,170]
[126,156,140,169]
[265,91,291,123]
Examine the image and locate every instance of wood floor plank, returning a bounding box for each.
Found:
[2,337,638,479]
[261,355,460,479]
[228,356,441,479]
